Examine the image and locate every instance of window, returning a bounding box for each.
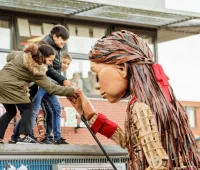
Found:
[0,104,6,117]
[63,59,99,96]
[0,19,11,50]
[185,106,196,128]
[17,18,55,47]
[0,52,9,69]
[67,24,107,54]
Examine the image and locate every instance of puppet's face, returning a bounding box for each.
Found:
[90,61,128,103]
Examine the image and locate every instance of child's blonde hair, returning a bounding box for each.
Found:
[61,51,72,60]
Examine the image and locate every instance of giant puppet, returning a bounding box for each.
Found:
[69,30,200,170]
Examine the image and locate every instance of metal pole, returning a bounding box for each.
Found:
[81,114,117,170]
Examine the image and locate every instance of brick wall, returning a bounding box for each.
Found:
[3,98,127,145]
[3,99,200,146]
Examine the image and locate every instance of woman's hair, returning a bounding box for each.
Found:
[61,51,72,60]
[24,42,55,65]
[89,30,199,168]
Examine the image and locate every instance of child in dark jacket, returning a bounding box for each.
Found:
[36,51,72,143]
[31,25,73,144]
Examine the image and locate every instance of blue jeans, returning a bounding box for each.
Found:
[32,88,62,140]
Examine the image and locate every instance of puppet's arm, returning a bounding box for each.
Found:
[88,114,126,149]
[88,103,168,170]
[68,95,168,169]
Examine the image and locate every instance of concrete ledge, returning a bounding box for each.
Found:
[0,144,128,156]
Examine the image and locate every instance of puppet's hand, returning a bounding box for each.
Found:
[80,94,96,120]
[67,94,96,120]
[67,95,83,115]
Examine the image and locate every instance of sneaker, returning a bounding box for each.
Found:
[53,137,69,144]
[39,137,52,144]
[16,135,39,144]
[48,136,54,143]
[0,138,4,144]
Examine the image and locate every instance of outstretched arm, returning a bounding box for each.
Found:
[46,64,67,85]
[68,94,126,148]
[68,95,168,170]
[34,75,75,97]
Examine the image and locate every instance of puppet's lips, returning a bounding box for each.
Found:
[101,92,106,98]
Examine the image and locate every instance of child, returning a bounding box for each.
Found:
[37,51,72,143]
[0,43,81,144]
[31,26,73,144]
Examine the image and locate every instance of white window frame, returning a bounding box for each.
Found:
[185,106,196,128]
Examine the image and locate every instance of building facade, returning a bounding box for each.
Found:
[0,0,199,146]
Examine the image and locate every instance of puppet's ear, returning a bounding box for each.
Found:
[116,63,128,78]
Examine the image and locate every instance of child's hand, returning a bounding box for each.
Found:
[74,88,82,96]
[63,80,73,87]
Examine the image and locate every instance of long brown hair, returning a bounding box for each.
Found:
[89,30,199,169]
[24,42,55,65]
